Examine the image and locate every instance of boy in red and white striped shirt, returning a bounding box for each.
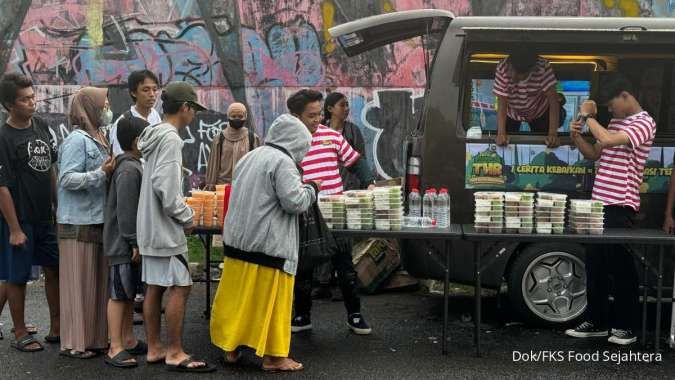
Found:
[286,89,373,336]
[493,50,562,148]
[565,74,655,346]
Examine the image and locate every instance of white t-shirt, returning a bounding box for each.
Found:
[109,105,162,157]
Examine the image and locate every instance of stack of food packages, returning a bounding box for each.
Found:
[185,190,225,228]
[214,185,226,226]
[474,192,504,233]
[535,192,567,234]
[504,192,535,233]
[373,186,403,231]
[318,195,346,229]
[569,200,604,235]
[344,190,374,230]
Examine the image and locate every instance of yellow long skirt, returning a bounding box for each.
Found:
[210,257,294,357]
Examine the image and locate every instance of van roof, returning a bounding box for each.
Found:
[451,16,675,32]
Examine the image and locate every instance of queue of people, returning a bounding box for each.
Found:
[0,56,669,374]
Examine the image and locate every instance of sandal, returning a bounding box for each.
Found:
[11,334,44,352]
[166,356,216,373]
[262,358,304,373]
[59,349,99,359]
[11,324,38,335]
[126,340,148,356]
[104,350,138,368]
[44,335,60,344]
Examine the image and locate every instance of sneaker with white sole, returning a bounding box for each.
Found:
[564,321,609,338]
[347,313,372,335]
[291,315,312,333]
[608,329,637,345]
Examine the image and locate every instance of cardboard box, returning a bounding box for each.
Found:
[353,239,400,293]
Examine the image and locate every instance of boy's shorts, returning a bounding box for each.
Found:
[0,220,59,285]
[108,262,141,301]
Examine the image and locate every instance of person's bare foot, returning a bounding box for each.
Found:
[146,347,166,363]
[262,356,304,372]
[224,350,241,364]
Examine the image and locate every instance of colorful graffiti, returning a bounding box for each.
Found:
[1,0,674,184]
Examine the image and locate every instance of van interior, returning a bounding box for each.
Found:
[460,45,675,142]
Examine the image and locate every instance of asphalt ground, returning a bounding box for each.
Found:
[0,281,673,379]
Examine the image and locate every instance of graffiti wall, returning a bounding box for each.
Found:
[1,0,674,186]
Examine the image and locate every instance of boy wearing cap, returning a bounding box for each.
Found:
[136,81,215,372]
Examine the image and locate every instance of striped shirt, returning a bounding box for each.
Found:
[493,57,557,121]
[301,125,360,195]
[591,111,656,211]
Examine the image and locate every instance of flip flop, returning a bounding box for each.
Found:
[59,349,99,359]
[104,350,138,368]
[44,335,60,344]
[127,340,148,356]
[11,334,44,353]
[262,359,304,373]
[166,356,216,373]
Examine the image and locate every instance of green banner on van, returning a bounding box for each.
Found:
[465,143,673,194]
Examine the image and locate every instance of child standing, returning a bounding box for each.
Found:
[103,116,149,368]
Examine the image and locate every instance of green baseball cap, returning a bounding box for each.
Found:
[162,81,207,111]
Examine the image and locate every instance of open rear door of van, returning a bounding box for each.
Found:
[328,9,454,57]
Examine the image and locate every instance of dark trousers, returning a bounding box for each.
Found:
[294,236,361,317]
[585,205,640,331]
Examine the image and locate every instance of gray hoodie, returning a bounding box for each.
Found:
[137,122,194,257]
[223,114,316,276]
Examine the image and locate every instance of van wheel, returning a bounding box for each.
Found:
[507,243,587,327]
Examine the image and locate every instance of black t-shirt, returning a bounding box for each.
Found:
[0,118,57,224]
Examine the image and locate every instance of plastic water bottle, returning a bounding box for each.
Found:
[423,188,437,220]
[408,188,422,218]
[435,188,450,228]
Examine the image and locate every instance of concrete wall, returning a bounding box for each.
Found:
[2,0,674,186]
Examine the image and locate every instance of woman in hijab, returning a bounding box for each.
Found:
[57,87,116,359]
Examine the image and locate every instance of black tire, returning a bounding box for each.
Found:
[507,243,587,327]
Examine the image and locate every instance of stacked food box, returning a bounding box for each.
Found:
[474,192,504,233]
[535,192,567,234]
[344,190,374,230]
[569,200,604,235]
[504,192,535,233]
[318,195,346,229]
[373,186,404,231]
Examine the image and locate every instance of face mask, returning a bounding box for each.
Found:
[228,118,246,129]
[100,109,113,126]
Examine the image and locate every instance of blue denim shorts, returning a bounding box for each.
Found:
[0,220,59,284]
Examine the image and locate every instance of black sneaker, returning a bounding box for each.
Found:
[291,315,312,333]
[608,329,637,345]
[347,313,372,335]
[564,321,609,338]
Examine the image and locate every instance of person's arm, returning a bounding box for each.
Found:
[496,95,509,146]
[0,187,26,246]
[150,137,193,228]
[545,87,561,148]
[347,158,375,187]
[664,168,675,233]
[586,118,630,148]
[59,134,112,190]
[570,120,603,161]
[274,159,316,214]
[115,169,141,248]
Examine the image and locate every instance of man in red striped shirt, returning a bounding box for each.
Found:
[565,74,656,346]
[493,50,562,148]
[286,89,374,336]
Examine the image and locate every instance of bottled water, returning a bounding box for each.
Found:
[423,188,437,221]
[408,188,422,218]
[435,188,450,228]
[403,216,436,228]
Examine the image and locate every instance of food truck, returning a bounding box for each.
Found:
[330,11,675,326]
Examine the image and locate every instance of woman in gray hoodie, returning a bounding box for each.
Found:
[209,114,317,373]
